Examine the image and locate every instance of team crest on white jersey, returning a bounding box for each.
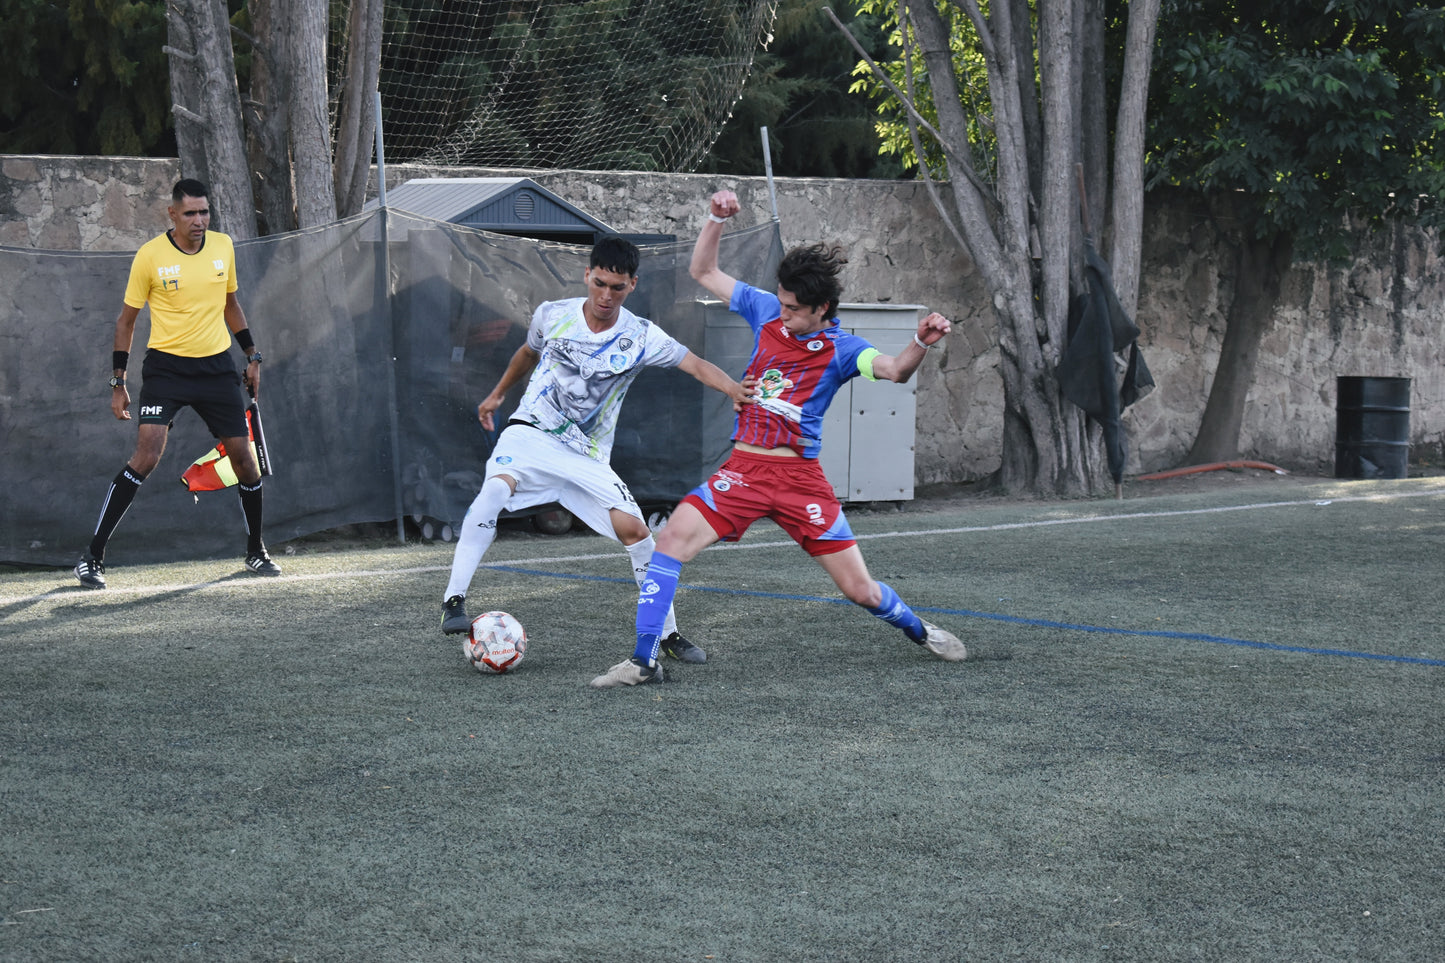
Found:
[494,455,513,465]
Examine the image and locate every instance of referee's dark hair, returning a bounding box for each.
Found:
[173,178,210,203]
[590,235,641,279]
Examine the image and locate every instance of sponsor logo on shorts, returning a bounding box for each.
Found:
[141,405,164,416]
[712,479,731,492]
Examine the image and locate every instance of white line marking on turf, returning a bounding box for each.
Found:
[4,486,1442,608]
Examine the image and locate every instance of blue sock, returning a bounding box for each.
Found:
[869,581,926,642]
[634,552,683,664]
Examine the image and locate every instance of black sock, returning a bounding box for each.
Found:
[238,479,265,555]
[89,466,146,559]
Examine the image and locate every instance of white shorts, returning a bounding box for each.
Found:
[485,424,643,541]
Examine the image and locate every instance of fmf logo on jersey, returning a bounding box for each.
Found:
[157,264,181,278]
[807,339,824,351]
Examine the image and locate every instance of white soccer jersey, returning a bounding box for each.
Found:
[510,297,689,462]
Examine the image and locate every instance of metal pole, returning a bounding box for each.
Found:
[374,90,406,544]
[761,126,779,222]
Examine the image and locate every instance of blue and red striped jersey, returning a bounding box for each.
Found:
[728,282,879,459]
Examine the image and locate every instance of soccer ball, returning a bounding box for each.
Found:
[464,611,528,674]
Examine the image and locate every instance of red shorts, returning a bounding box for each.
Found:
[681,449,856,557]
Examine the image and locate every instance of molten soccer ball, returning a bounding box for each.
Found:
[464,611,528,674]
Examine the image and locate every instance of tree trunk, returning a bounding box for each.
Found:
[245,0,294,236]
[1185,230,1295,464]
[897,0,1160,496]
[1079,0,1108,240]
[334,0,384,217]
[167,11,209,189]
[1107,0,1161,316]
[285,0,337,228]
[167,0,256,238]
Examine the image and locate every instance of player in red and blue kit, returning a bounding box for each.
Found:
[590,190,1009,688]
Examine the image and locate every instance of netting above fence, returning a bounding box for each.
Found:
[333,0,778,171]
[0,211,782,566]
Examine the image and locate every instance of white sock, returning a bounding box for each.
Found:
[443,476,511,601]
[626,535,678,637]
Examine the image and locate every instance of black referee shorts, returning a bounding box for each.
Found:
[137,349,249,439]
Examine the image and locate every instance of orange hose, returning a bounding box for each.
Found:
[1137,460,1289,481]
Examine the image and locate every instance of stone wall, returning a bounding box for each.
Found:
[5,154,1442,480]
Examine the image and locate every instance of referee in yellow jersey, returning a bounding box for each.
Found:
[75,178,280,588]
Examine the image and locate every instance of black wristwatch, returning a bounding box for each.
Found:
[246,352,263,365]
[108,376,125,388]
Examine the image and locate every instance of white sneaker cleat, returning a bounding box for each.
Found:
[919,620,1011,662]
[589,657,665,689]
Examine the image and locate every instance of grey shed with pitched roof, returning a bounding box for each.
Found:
[371,177,617,244]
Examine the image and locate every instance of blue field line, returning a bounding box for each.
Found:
[487,564,1445,668]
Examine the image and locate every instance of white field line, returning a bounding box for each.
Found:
[4,486,1443,609]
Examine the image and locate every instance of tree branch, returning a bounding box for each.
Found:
[172,103,207,126]
[899,12,974,248]
[821,6,954,157]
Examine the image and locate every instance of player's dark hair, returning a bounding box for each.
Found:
[591,235,640,278]
[173,178,209,203]
[777,243,848,317]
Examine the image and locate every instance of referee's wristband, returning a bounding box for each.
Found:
[913,333,932,350]
[707,212,727,224]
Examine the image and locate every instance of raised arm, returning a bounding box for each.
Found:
[478,342,541,431]
[867,312,952,384]
[689,190,742,304]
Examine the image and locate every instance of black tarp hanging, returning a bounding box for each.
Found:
[1056,239,1155,484]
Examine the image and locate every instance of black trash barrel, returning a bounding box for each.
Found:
[1335,376,1410,479]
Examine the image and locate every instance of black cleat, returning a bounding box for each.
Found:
[244,551,283,576]
[660,631,707,664]
[74,554,106,589]
[441,595,471,635]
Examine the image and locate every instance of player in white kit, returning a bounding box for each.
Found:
[440,236,753,665]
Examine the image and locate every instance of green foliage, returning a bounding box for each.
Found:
[1148,0,1445,257]
[703,0,905,177]
[849,0,989,178]
[0,0,174,156]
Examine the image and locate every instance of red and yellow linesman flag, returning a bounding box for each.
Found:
[180,402,274,492]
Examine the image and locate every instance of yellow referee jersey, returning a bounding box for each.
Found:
[123,231,239,357]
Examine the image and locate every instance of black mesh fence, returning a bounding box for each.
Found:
[0,210,781,565]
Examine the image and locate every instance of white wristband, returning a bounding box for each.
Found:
[913,333,932,350]
[707,212,727,224]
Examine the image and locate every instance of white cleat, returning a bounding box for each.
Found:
[920,620,1011,662]
[589,657,665,689]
